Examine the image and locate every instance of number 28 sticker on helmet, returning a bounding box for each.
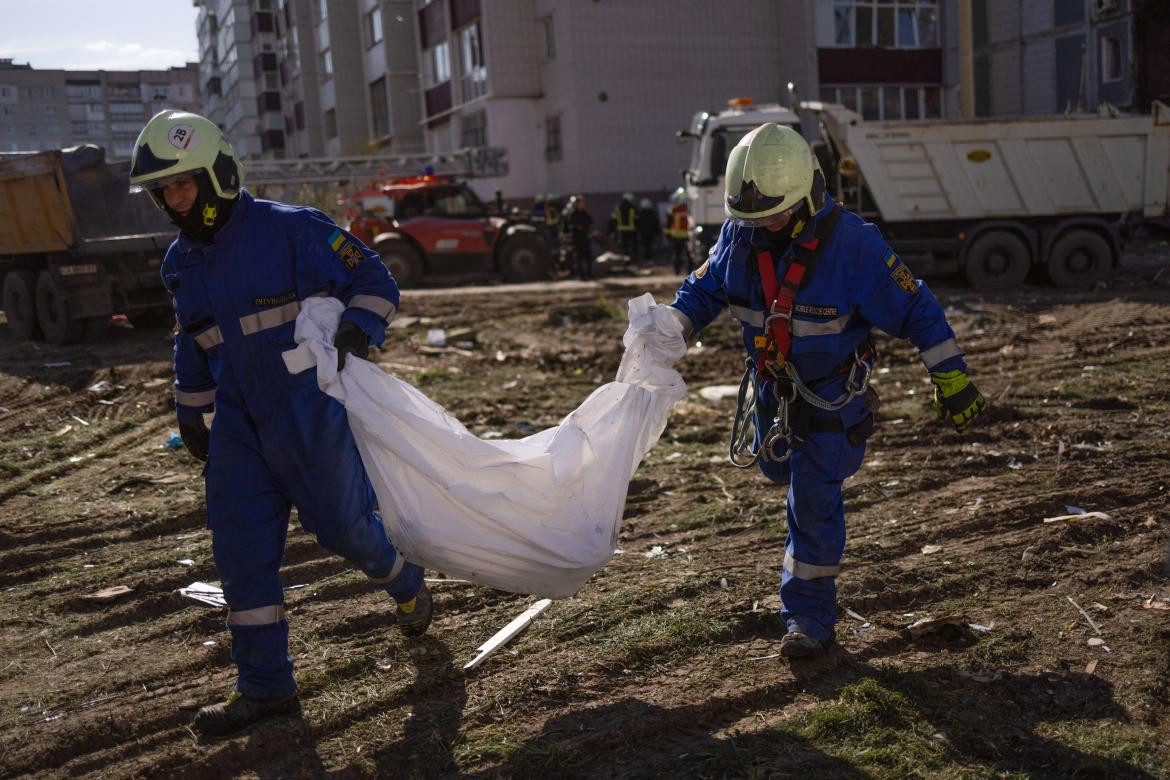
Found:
[724,123,825,229]
[128,110,244,210]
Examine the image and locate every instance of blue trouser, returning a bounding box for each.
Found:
[205,385,422,700]
[755,394,866,643]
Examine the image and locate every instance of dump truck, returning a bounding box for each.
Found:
[0,145,175,343]
[679,99,1170,289]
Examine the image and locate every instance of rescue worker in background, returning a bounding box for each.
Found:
[568,194,595,281]
[669,123,985,658]
[530,192,545,223]
[636,197,661,266]
[665,187,693,275]
[611,192,638,260]
[543,193,562,251]
[128,110,433,737]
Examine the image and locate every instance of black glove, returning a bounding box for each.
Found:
[334,321,369,370]
[178,416,210,462]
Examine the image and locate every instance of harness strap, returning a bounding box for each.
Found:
[754,205,843,378]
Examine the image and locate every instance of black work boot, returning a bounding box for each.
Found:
[396,582,433,637]
[779,630,833,659]
[193,691,300,738]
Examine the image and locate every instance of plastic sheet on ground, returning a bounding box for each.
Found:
[282,294,687,598]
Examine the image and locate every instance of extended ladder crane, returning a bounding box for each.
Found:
[242,146,509,186]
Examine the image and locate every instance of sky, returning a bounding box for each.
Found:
[0,0,200,71]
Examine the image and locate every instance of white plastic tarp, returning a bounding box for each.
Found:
[283,294,687,598]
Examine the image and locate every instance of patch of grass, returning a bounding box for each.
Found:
[0,460,22,477]
[1032,721,1162,778]
[797,677,950,776]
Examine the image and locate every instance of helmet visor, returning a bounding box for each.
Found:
[725,200,800,229]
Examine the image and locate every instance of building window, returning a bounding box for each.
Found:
[458,22,487,102]
[370,77,389,136]
[423,40,450,88]
[831,1,938,48]
[324,108,337,139]
[319,48,333,81]
[109,102,144,116]
[366,6,384,48]
[544,114,562,161]
[461,110,486,148]
[541,16,555,60]
[821,84,941,120]
[294,101,305,130]
[1101,35,1122,83]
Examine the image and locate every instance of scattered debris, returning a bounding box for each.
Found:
[464,598,553,671]
[719,577,728,589]
[1143,596,1170,611]
[87,381,112,394]
[1043,511,1112,524]
[957,669,1002,683]
[43,361,71,368]
[697,385,740,403]
[968,623,994,633]
[900,615,969,640]
[921,544,943,555]
[425,328,447,347]
[643,545,667,559]
[1085,659,1099,674]
[1006,457,1023,470]
[1066,596,1103,635]
[70,415,89,426]
[142,377,169,389]
[1087,637,1111,652]
[80,585,134,604]
[747,652,783,662]
[178,582,227,607]
[165,432,183,449]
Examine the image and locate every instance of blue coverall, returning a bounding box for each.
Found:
[162,190,423,700]
[670,198,966,643]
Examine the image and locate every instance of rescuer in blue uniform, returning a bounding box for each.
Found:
[669,123,985,658]
[128,110,434,736]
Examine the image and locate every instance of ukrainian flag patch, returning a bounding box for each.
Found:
[885,251,897,268]
[328,229,346,251]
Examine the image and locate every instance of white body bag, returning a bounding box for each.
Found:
[283,294,687,598]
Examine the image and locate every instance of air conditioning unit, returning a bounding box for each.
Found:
[1096,0,1120,15]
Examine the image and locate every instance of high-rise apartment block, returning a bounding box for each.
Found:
[0,59,198,158]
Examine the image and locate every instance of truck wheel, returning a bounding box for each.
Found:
[2,270,42,340]
[376,240,424,288]
[35,270,86,345]
[963,231,1030,290]
[498,233,552,282]
[1047,229,1112,289]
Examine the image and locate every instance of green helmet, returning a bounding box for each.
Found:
[724,123,822,227]
[128,110,243,210]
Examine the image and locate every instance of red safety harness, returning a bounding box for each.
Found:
[754,205,842,379]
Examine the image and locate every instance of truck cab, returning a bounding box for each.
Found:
[678,98,800,260]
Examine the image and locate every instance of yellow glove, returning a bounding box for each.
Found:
[930,369,986,432]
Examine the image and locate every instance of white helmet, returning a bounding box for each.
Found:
[129,110,243,210]
[670,186,686,205]
[639,198,653,209]
[724,123,823,227]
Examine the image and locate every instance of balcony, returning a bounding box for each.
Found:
[256,91,282,114]
[424,81,452,118]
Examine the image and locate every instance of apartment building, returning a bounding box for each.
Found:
[414,0,810,204]
[0,59,198,158]
[194,0,422,160]
[948,0,1170,117]
[813,1,950,120]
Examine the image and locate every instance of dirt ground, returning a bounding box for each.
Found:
[1,245,1169,779]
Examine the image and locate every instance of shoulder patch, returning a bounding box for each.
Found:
[890,261,919,295]
[693,259,709,279]
[338,242,363,269]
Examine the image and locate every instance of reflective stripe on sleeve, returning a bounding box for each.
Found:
[920,338,963,370]
[348,294,397,323]
[729,304,764,328]
[194,325,223,350]
[784,551,840,580]
[227,604,286,626]
[792,312,852,337]
[175,387,216,407]
[239,301,301,335]
[366,552,406,585]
